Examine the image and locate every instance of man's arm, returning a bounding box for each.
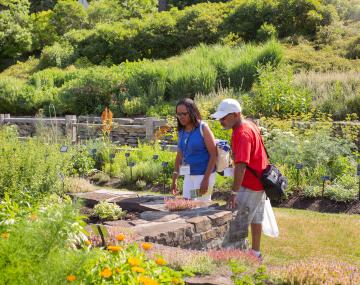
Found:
[228,162,247,209]
[232,162,247,192]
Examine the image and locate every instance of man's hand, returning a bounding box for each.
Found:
[171,183,180,196]
[227,193,237,209]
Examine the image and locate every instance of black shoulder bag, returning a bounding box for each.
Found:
[246,136,288,200]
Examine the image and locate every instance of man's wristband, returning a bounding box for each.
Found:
[173,171,179,175]
[231,191,238,195]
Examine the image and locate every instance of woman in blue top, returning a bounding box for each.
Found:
[171,98,217,201]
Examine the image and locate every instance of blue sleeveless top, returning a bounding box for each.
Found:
[177,122,211,175]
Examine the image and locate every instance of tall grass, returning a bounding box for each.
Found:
[294,71,360,119]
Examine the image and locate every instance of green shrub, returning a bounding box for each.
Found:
[136,179,147,190]
[256,23,277,42]
[0,196,89,285]
[57,67,123,115]
[93,201,126,221]
[0,126,75,204]
[51,0,88,35]
[250,64,311,117]
[346,36,360,59]
[31,10,59,51]
[39,41,76,69]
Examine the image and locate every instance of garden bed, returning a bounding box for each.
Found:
[71,189,246,251]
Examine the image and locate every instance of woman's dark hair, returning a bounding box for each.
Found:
[176,98,202,131]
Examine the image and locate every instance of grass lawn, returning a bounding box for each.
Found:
[262,208,360,267]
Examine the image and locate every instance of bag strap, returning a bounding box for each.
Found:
[199,121,206,138]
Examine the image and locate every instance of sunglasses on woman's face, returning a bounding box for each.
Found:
[176,112,189,118]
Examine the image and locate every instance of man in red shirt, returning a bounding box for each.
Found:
[212,99,268,260]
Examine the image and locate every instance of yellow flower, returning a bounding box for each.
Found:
[128,257,141,266]
[132,266,145,273]
[116,233,125,241]
[155,257,166,266]
[84,240,91,246]
[115,268,121,273]
[141,242,153,250]
[139,276,159,285]
[100,268,112,278]
[172,278,183,284]
[107,245,123,252]
[66,275,76,282]
[1,232,9,240]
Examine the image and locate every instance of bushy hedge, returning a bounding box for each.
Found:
[7,42,282,116]
[45,0,335,66]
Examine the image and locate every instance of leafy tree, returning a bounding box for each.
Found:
[0,0,33,58]
[51,0,88,35]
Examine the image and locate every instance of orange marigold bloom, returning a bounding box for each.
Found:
[107,245,123,252]
[1,232,9,240]
[116,233,126,241]
[100,268,112,278]
[128,257,141,266]
[132,266,145,273]
[66,275,76,282]
[139,276,159,285]
[141,242,153,250]
[155,257,166,266]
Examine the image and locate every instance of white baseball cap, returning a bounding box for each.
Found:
[211,98,242,120]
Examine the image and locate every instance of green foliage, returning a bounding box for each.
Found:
[31,10,59,51]
[93,201,126,221]
[0,0,33,58]
[346,36,360,59]
[57,67,123,115]
[30,0,58,13]
[69,145,95,176]
[294,71,360,120]
[39,41,76,68]
[0,195,89,285]
[250,64,312,117]
[51,0,88,35]
[256,23,277,42]
[87,0,157,27]
[0,126,79,205]
[229,260,268,285]
[261,119,358,201]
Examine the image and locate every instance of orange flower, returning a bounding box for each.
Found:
[132,266,145,273]
[30,213,37,221]
[100,268,112,278]
[116,233,126,241]
[115,267,121,273]
[107,245,123,252]
[139,276,159,285]
[84,240,91,246]
[155,257,166,266]
[66,275,76,282]
[1,232,9,240]
[141,242,153,250]
[128,257,140,266]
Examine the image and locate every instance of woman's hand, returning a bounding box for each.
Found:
[199,177,209,195]
[171,182,180,196]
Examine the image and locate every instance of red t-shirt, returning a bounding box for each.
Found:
[231,120,269,191]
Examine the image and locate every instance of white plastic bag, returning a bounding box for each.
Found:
[262,199,279,238]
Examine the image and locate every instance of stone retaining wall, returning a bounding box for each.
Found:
[0,114,167,146]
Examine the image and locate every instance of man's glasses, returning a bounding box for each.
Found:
[176,112,189,118]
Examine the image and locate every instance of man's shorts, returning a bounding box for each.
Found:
[230,187,266,239]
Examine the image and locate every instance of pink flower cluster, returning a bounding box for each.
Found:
[164,197,200,211]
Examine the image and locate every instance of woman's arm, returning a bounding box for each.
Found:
[200,124,217,194]
[171,150,183,195]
